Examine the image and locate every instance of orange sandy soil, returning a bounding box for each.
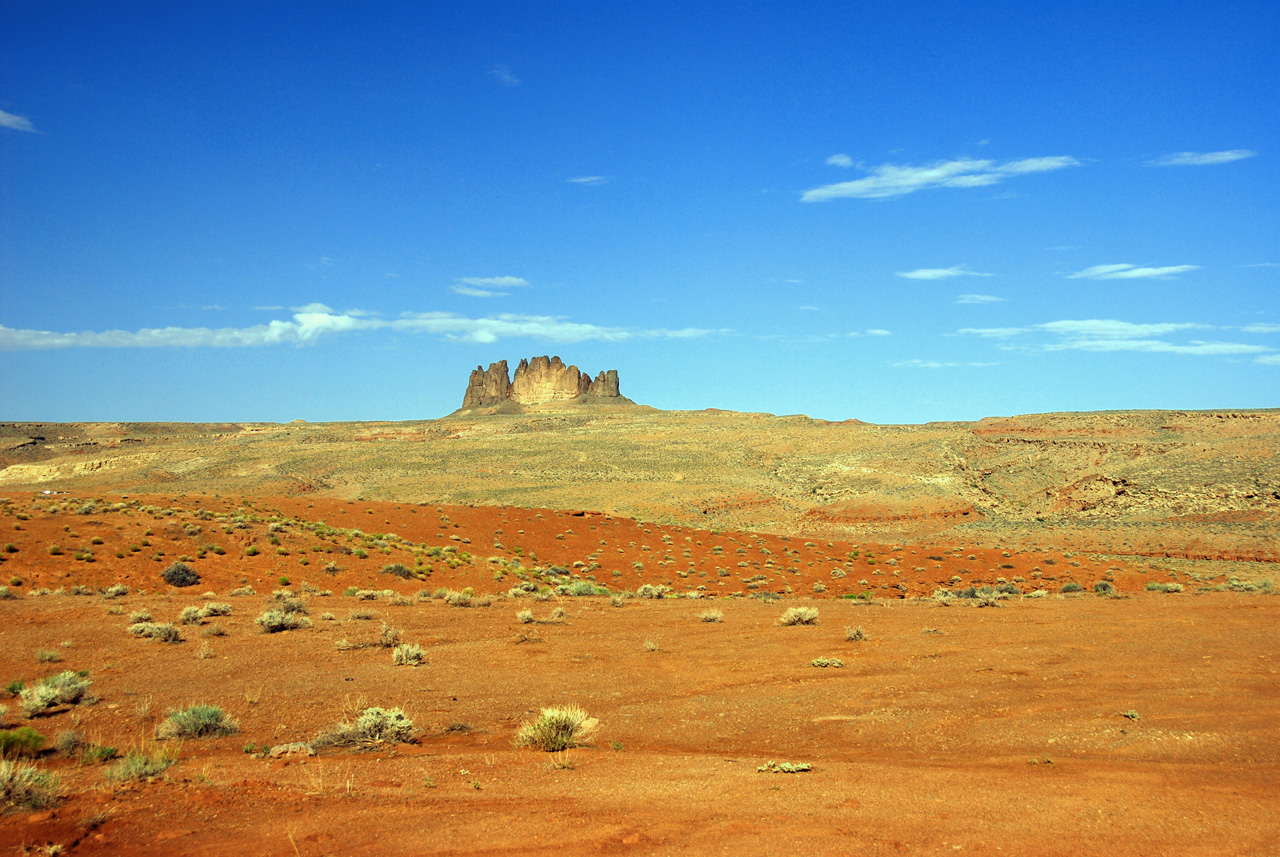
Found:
[0,493,1277,855]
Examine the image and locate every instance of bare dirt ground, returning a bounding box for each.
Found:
[1,493,1277,855]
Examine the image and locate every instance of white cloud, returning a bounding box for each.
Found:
[0,306,723,350]
[797,305,819,311]
[1241,262,1278,268]
[956,327,1029,339]
[955,318,1271,358]
[0,109,37,133]
[568,176,609,185]
[956,294,1005,304]
[1146,150,1257,167]
[1256,355,1280,365]
[1066,263,1199,280]
[894,359,999,369]
[458,276,528,287]
[864,329,891,336]
[1242,323,1280,333]
[825,154,855,168]
[450,285,504,298]
[896,266,992,280]
[490,65,520,86]
[802,156,1080,202]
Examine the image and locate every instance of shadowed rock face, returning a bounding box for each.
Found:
[460,356,623,408]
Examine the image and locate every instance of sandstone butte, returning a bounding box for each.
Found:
[459,355,629,411]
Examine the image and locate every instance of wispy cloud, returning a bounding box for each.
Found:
[490,65,520,86]
[450,285,504,298]
[825,154,855,168]
[0,109,37,133]
[1241,262,1278,268]
[956,294,1006,304]
[458,276,528,287]
[896,265,992,280]
[1066,263,1199,280]
[864,329,891,336]
[1243,323,1280,333]
[568,176,609,185]
[1146,149,1257,167]
[894,359,999,369]
[801,155,1080,202]
[0,305,725,350]
[956,318,1272,359]
[1257,355,1280,365]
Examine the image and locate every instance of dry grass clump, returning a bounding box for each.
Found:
[156,704,238,739]
[129,622,182,642]
[104,748,176,782]
[0,760,60,812]
[392,643,426,666]
[255,610,312,633]
[311,707,416,751]
[514,706,598,752]
[698,609,723,623]
[846,626,867,642]
[778,606,819,626]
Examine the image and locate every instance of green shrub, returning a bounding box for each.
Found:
[102,583,129,598]
[778,606,819,626]
[514,706,598,752]
[1061,582,1083,593]
[161,562,200,588]
[811,657,844,668]
[1146,582,1184,593]
[0,727,46,759]
[200,602,232,618]
[178,606,204,625]
[244,545,260,557]
[157,704,238,739]
[0,760,60,811]
[1093,581,1115,596]
[311,707,415,750]
[35,649,61,664]
[381,563,413,579]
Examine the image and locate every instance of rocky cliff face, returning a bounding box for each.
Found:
[460,356,626,410]
[461,360,512,409]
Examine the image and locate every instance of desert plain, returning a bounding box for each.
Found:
[0,406,1278,855]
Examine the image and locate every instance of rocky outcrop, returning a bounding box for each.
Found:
[459,356,627,410]
[461,360,512,409]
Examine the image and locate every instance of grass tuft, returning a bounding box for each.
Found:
[514,706,598,752]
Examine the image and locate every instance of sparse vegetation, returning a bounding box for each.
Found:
[846,626,867,641]
[0,727,45,759]
[161,561,200,587]
[129,622,182,643]
[392,643,426,666]
[256,609,312,633]
[779,606,819,626]
[811,656,844,668]
[514,706,598,752]
[157,704,239,739]
[312,707,416,750]
[105,748,176,782]
[19,672,93,717]
[0,760,60,811]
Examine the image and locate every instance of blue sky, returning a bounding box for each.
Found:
[2,1,1276,423]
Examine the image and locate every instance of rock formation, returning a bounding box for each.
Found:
[461,360,512,409]
[459,356,627,410]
